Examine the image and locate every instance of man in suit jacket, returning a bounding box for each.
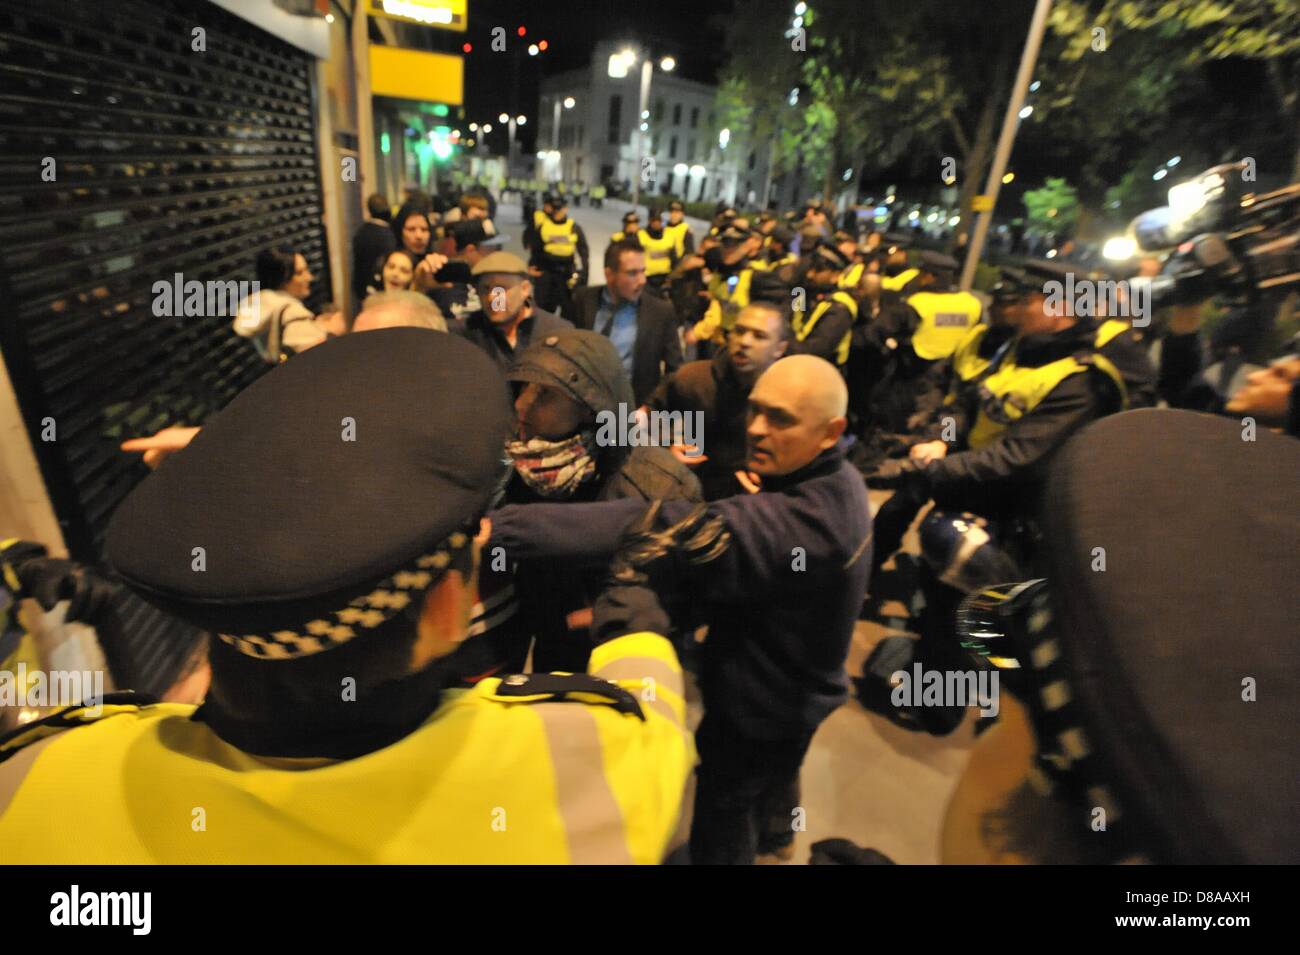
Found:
[569,240,684,406]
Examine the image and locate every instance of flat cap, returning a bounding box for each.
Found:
[505,328,632,418]
[472,251,530,277]
[106,330,513,647]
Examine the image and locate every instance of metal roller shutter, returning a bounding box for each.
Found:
[0,0,332,693]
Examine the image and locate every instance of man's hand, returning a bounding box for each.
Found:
[735,470,762,494]
[671,444,708,466]
[120,426,201,469]
[909,440,948,466]
[412,253,449,291]
[683,327,699,346]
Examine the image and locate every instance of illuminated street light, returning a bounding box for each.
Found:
[468,122,478,131]
[516,115,526,125]
[1153,168,1168,181]
[660,56,675,72]
[641,110,650,119]
[563,97,575,109]
[673,163,688,176]
[640,122,648,131]
[528,44,539,56]
[1002,172,1015,184]
[719,128,731,149]
[795,1,807,13]
[482,123,492,133]
[1018,105,1033,119]
[498,113,509,123]
[1029,80,1041,92]
[1167,155,1182,167]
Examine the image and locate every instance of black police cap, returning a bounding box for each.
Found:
[748,269,791,305]
[107,329,514,649]
[1029,409,1300,863]
[918,250,959,274]
[810,240,849,271]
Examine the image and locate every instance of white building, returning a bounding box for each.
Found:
[538,41,780,208]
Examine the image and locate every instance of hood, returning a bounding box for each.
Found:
[507,327,635,422]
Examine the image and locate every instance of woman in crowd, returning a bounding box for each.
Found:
[232,246,328,363]
[362,248,416,299]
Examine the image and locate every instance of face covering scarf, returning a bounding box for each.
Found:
[505,430,597,498]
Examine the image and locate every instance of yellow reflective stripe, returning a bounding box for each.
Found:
[532,702,635,864]
[881,267,919,292]
[1087,352,1129,409]
[1095,319,1129,348]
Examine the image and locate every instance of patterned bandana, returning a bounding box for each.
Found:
[504,430,597,498]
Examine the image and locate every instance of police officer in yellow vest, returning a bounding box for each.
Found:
[752,224,798,281]
[635,206,678,299]
[664,200,695,258]
[863,261,1137,734]
[789,240,859,371]
[876,233,920,300]
[0,330,698,864]
[610,209,640,245]
[690,224,760,351]
[527,194,588,318]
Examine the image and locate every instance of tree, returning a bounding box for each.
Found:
[1023,177,1080,236]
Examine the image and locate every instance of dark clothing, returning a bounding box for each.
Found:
[489,442,872,739]
[497,327,702,674]
[915,321,1125,520]
[644,352,752,501]
[689,711,813,865]
[428,259,476,322]
[789,295,855,369]
[528,218,590,319]
[451,307,572,375]
[570,286,685,406]
[1100,324,1157,409]
[351,221,396,304]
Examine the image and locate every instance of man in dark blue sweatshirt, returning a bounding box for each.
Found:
[487,354,872,864]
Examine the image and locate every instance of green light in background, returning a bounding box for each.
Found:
[381,132,391,154]
[432,104,449,117]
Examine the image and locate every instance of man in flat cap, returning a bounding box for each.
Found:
[458,251,572,374]
[0,330,697,863]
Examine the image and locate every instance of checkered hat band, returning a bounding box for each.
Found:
[217,529,472,660]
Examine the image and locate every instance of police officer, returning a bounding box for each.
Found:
[752,224,798,280]
[863,259,1137,733]
[665,199,695,257]
[689,224,760,352]
[0,330,697,863]
[610,210,641,245]
[789,241,859,372]
[636,206,678,299]
[528,195,588,319]
[876,233,920,301]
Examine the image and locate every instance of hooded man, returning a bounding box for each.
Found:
[494,328,702,674]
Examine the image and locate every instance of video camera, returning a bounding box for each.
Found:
[1128,162,1300,311]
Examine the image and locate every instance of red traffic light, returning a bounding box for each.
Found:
[462,42,472,53]
[538,39,548,51]
[517,26,526,37]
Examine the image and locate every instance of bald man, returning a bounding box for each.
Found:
[488,355,872,864]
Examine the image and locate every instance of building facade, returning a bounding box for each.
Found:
[539,41,776,208]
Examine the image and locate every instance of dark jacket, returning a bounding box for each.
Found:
[645,351,751,500]
[916,319,1126,519]
[351,221,396,304]
[570,286,684,406]
[451,306,572,375]
[489,442,872,739]
[496,329,702,672]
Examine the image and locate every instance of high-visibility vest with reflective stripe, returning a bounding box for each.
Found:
[907,290,983,361]
[0,633,693,864]
[533,209,547,231]
[837,261,865,290]
[540,217,578,258]
[707,268,754,330]
[792,290,858,366]
[951,323,993,383]
[967,341,1128,450]
[637,230,676,276]
[880,267,919,292]
[611,229,639,245]
[664,222,691,258]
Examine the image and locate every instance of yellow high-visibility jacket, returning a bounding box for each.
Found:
[0,633,694,864]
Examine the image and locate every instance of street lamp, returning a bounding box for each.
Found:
[659,56,675,72]
[499,113,509,123]
[614,46,678,207]
[563,96,575,109]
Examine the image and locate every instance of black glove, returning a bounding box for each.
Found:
[1,540,118,624]
[865,457,918,489]
[593,502,731,644]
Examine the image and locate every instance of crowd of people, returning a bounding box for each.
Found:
[0,180,1295,867]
